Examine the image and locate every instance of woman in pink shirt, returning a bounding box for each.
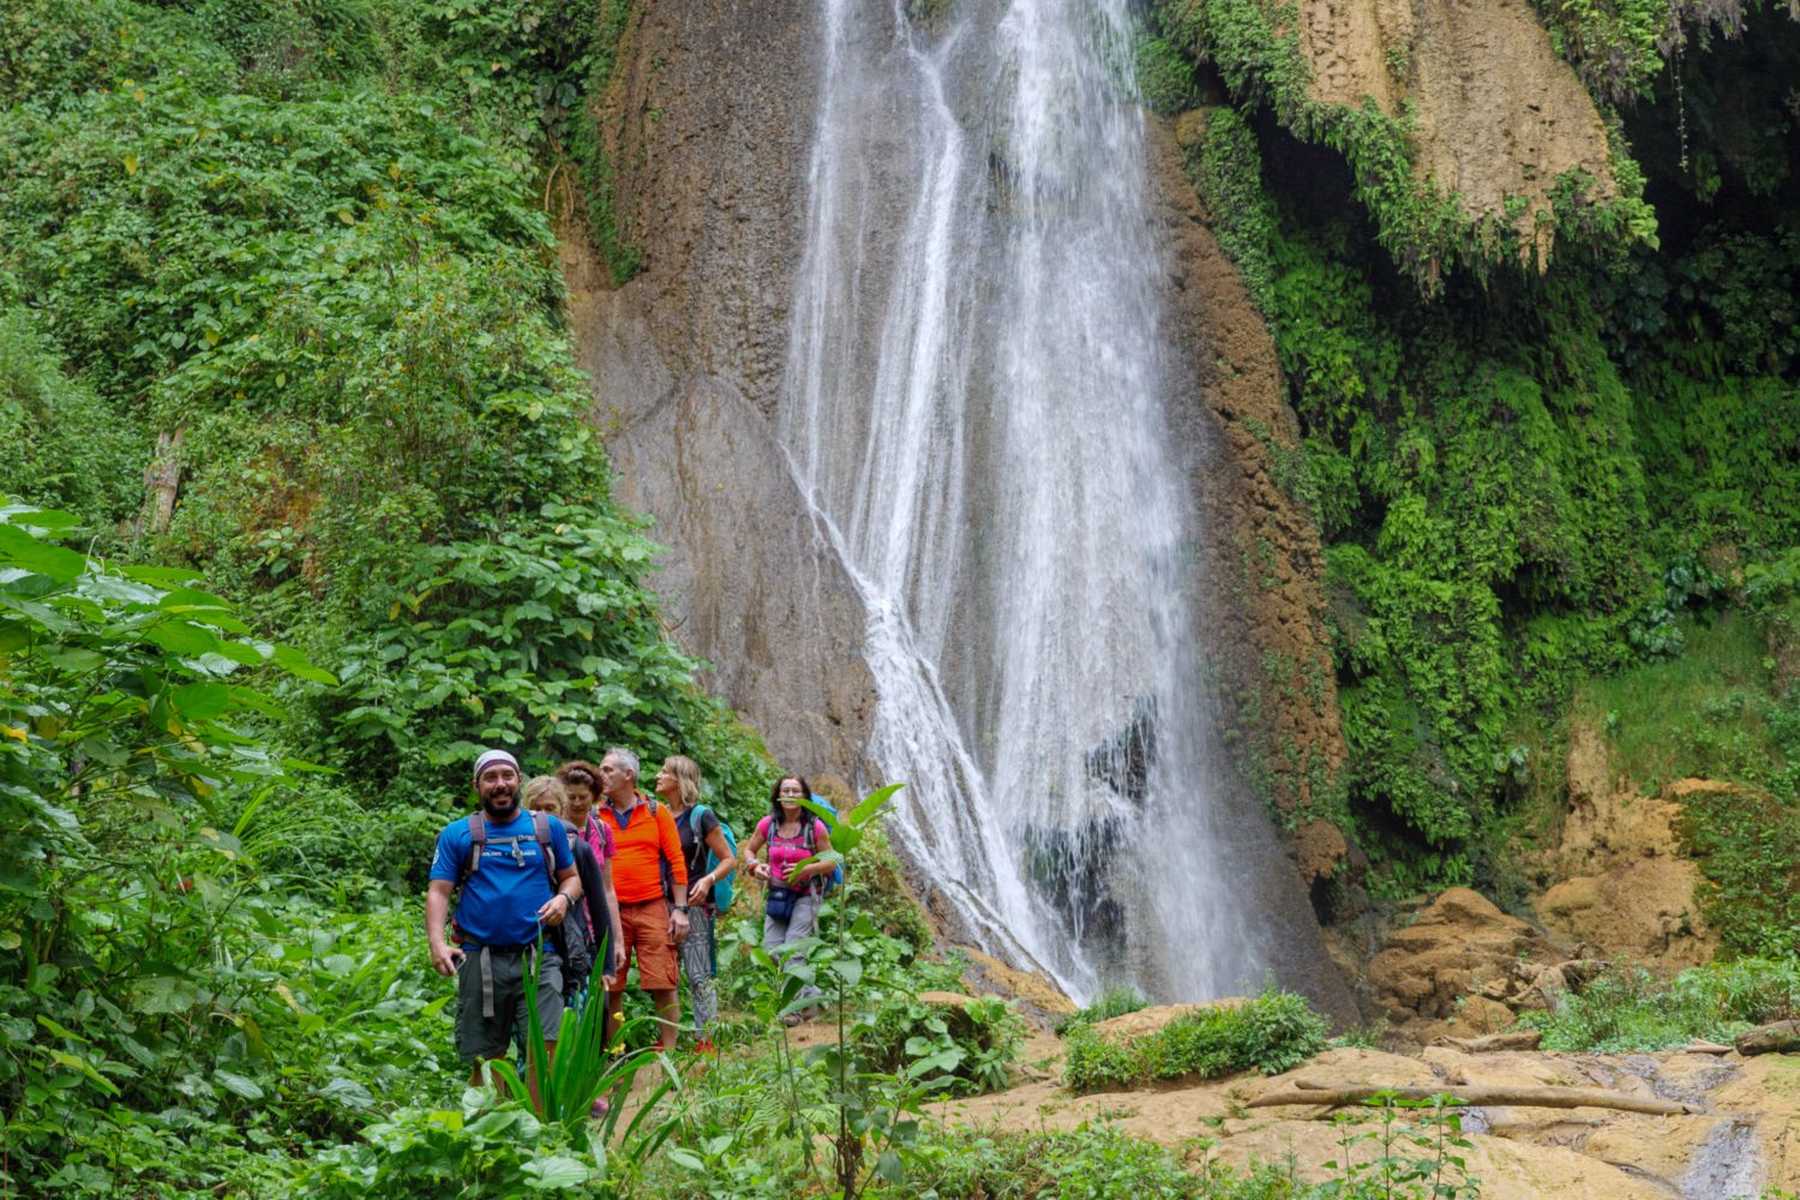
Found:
[741,774,834,1024]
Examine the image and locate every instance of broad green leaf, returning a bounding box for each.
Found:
[121,564,205,587]
[523,1154,591,1188]
[47,1050,119,1096]
[171,683,231,721]
[848,782,905,825]
[132,975,201,1015]
[0,505,79,531]
[664,1148,704,1171]
[36,1015,88,1044]
[272,643,337,685]
[315,1076,374,1109]
[144,620,222,657]
[48,649,104,672]
[0,526,85,583]
[214,1069,264,1100]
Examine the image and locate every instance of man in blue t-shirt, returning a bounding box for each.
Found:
[426,748,579,1089]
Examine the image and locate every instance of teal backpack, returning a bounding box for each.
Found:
[688,804,739,914]
[809,795,844,895]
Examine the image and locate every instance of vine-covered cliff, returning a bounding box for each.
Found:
[1143,0,1800,933]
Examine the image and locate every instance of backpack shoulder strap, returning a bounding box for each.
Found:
[533,811,558,888]
[462,813,488,883]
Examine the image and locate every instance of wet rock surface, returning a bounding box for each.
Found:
[561,0,878,777]
[1150,113,1352,878]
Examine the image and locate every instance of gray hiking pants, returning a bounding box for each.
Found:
[763,891,823,1004]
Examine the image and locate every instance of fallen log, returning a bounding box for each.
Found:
[1431,1030,1542,1053]
[1683,1041,1734,1056]
[1248,1080,1701,1117]
[1735,1020,1800,1056]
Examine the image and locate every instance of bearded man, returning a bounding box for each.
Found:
[426,748,580,1091]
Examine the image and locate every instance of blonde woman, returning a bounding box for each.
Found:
[654,755,736,1052]
[523,775,614,1006]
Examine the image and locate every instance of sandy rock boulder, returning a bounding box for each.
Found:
[1368,888,1553,1021]
[1529,725,1716,967]
[962,948,1078,1020]
[1212,1116,1668,1200]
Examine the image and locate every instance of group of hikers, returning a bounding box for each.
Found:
[424,746,836,1093]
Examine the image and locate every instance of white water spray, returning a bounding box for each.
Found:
[781,0,1261,1001]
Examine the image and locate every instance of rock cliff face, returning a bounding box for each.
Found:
[561,0,875,776]
[1297,0,1617,253]
[1151,112,1352,889]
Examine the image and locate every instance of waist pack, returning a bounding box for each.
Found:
[765,885,802,923]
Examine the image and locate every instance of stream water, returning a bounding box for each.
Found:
[779,0,1261,1001]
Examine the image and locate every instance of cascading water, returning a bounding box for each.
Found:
[780,0,1263,1001]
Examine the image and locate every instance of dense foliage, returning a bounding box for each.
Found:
[1159,1,1800,903]
[1519,957,1800,1050]
[0,1,771,1193]
[1061,990,1328,1092]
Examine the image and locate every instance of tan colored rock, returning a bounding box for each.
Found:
[962,948,1078,1019]
[1444,996,1516,1037]
[1537,860,1712,969]
[1530,725,1716,968]
[940,1041,1800,1195]
[1212,1116,1668,1200]
[1295,819,1349,882]
[1582,1115,1730,1183]
[1292,0,1616,260]
[1367,888,1552,1020]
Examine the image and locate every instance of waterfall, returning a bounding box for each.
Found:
[780,0,1261,1001]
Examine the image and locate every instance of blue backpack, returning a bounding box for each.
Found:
[686,803,739,913]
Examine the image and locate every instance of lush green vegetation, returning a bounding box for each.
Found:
[1519,957,1800,1050]
[0,1,762,1193]
[1061,990,1328,1092]
[1163,0,1800,907]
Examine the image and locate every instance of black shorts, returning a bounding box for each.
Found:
[454,944,563,1062]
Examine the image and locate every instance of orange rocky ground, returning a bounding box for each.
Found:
[931,1009,1791,1197]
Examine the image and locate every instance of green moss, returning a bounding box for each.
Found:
[565,0,642,285]
[1182,106,1278,313]
[1133,34,1198,115]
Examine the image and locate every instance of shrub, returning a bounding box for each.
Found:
[1062,989,1327,1092]
[856,994,1026,1097]
[1519,959,1800,1051]
[1055,985,1149,1034]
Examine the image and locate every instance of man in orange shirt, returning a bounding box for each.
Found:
[596,747,689,1051]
